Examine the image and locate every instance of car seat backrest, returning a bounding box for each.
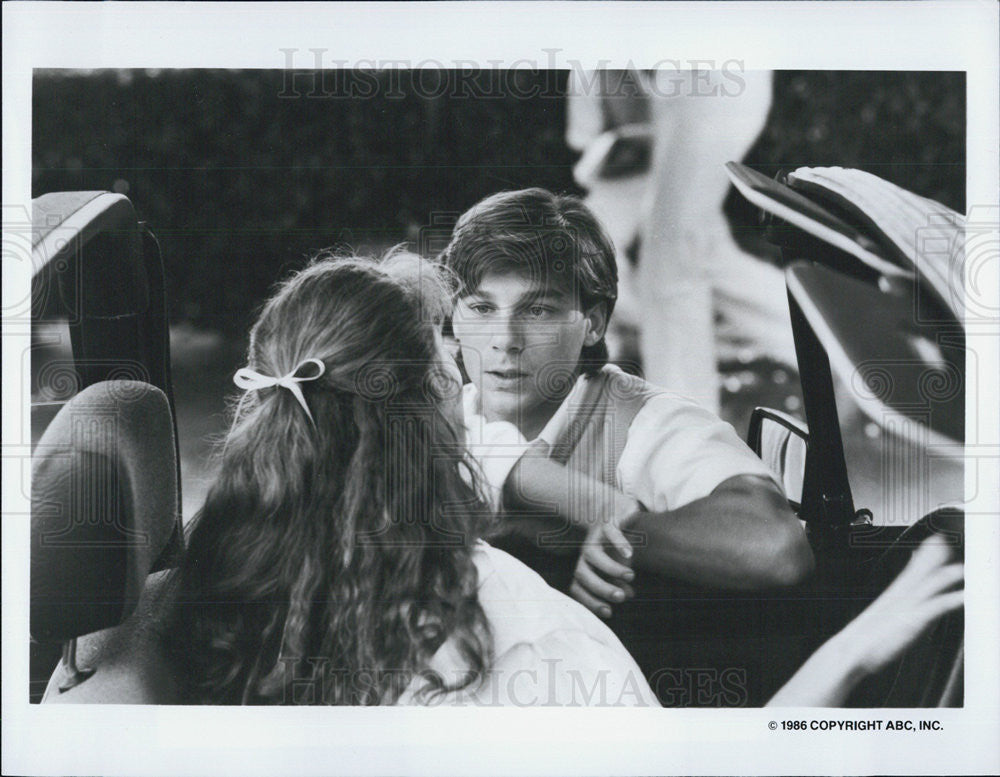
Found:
[31,380,178,643]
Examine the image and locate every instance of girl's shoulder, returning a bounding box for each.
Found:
[426,542,659,706]
[471,541,632,657]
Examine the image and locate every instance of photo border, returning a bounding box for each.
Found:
[4,2,998,775]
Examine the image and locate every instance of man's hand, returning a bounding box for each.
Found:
[568,493,640,619]
[500,449,646,617]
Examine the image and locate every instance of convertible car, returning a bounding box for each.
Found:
[28,173,965,706]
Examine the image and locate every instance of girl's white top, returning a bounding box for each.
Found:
[398,542,660,707]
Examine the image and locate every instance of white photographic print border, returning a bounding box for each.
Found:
[3,2,998,775]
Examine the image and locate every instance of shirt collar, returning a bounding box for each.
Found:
[534,373,590,451]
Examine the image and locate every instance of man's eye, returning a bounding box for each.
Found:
[526,305,551,318]
[468,303,494,315]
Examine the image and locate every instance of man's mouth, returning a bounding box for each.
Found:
[485,368,529,385]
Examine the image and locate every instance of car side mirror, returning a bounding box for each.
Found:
[747,407,809,513]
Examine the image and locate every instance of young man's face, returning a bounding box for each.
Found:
[452,269,606,439]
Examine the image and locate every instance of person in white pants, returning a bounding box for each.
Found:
[568,68,796,414]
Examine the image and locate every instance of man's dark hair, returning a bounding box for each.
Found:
[439,188,619,375]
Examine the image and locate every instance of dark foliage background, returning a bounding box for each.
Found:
[32,69,965,335]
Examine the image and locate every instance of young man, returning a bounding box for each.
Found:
[442,188,814,619]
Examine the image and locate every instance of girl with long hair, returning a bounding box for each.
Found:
[164,254,502,705]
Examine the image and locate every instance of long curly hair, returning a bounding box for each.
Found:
[164,254,495,705]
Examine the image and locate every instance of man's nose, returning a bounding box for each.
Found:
[490,312,525,352]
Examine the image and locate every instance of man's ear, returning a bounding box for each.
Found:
[582,303,609,347]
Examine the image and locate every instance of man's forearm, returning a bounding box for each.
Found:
[502,452,636,531]
[503,455,813,591]
[626,476,814,590]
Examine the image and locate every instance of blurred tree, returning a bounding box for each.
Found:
[32,69,964,333]
[33,69,579,333]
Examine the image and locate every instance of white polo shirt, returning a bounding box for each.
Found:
[463,364,779,512]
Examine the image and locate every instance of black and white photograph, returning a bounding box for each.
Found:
[4,3,999,776]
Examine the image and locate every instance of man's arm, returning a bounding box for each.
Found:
[502,447,636,533]
[501,452,638,616]
[504,456,813,590]
[626,474,814,590]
